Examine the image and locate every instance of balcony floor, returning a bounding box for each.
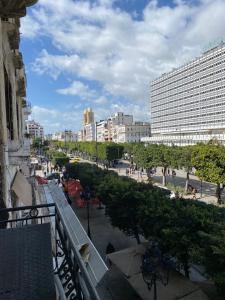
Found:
[0,223,55,300]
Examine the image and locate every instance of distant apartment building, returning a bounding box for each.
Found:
[96,120,109,142]
[26,120,44,141]
[116,122,151,143]
[81,107,95,141]
[83,107,94,125]
[52,130,78,142]
[143,42,225,146]
[96,112,150,143]
[45,133,53,140]
[107,112,133,141]
[84,123,96,142]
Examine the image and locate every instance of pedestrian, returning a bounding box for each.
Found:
[192,188,197,200]
[167,169,170,176]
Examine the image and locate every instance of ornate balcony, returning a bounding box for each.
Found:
[2,19,20,50]
[13,51,23,69]
[17,77,26,97]
[0,184,110,300]
[0,0,38,18]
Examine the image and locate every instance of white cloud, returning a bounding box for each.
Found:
[56,81,96,99]
[94,96,109,105]
[23,0,225,130]
[31,105,83,133]
[20,15,41,38]
[28,0,225,97]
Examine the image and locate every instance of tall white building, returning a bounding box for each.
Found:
[144,42,225,145]
[26,120,44,141]
[84,123,96,142]
[96,120,108,142]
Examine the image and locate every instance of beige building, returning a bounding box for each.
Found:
[83,107,94,125]
[96,112,150,143]
[81,107,96,141]
[0,1,37,211]
[115,122,151,143]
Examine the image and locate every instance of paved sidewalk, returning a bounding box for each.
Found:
[115,164,221,205]
[80,159,221,205]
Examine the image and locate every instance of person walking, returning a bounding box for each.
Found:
[192,188,197,200]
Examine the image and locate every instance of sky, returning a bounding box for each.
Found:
[20,0,225,133]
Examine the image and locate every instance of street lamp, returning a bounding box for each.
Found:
[95,122,98,166]
[81,186,92,239]
[141,242,170,300]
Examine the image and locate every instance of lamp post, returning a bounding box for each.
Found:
[81,186,92,239]
[200,179,203,198]
[141,242,170,300]
[95,122,98,166]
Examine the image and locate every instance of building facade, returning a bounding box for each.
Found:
[145,42,225,145]
[26,120,44,141]
[83,107,94,125]
[81,107,95,141]
[95,112,150,143]
[52,131,78,142]
[115,122,151,143]
[0,1,38,210]
[84,123,96,142]
[96,120,109,142]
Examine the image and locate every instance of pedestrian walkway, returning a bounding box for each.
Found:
[113,164,219,205]
[80,158,220,205]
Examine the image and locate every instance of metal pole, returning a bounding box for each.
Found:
[87,197,91,239]
[153,275,157,300]
[95,122,98,166]
[64,129,66,153]
[201,180,202,198]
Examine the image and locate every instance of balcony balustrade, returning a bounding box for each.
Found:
[0,202,105,300]
[0,0,38,18]
[17,77,26,97]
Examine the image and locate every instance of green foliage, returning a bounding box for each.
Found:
[32,137,42,148]
[192,143,225,203]
[52,157,69,167]
[52,141,124,163]
[66,161,225,296]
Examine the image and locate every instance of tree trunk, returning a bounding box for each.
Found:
[184,172,189,192]
[184,262,190,279]
[216,183,222,204]
[134,229,141,244]
[162,167,167,186]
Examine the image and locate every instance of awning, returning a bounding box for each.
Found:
[11,171,32,205]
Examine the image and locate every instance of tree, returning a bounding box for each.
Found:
[192,143,225,204]
[153,144,172,186]
[32,137,42,149]
[176,146,193,192]
[97,175,146,243]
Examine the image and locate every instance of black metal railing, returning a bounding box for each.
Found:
[0,203,55,228]
[0,203,101,300]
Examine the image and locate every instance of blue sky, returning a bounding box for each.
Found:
[20,0,225,133]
